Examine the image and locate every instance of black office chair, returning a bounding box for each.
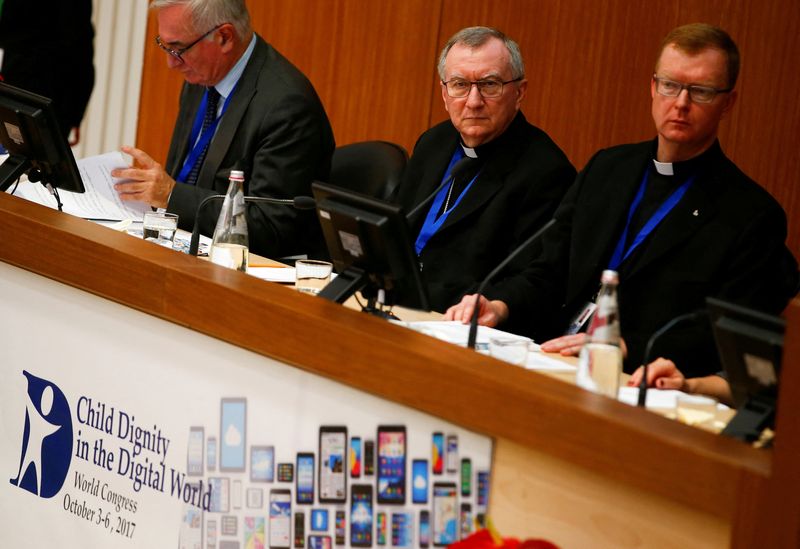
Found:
[328,140,408,201]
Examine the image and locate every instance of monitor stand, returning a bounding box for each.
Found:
[318,267,367,304]
[721,396,775,442]
[318,267,399,319]
[0,154,30,192]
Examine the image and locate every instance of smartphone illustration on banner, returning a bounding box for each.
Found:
[206,518,217,549]
[278,462,294,483]
[335,510,346,546]
[350,484,373,547]
[244,516,265,549]
[419,510,430,548]
[207,436,217,472]
[477,471,489,506]
[364,440,375,476]
[311,509,328,531]
[296,453,315,504]
[460,458,471,497]
[319,426,347,503]
[377,425,406,504]
[187,426,204,476]
[350,436,362,478]
[376,512,387,546]
[391,512,414,548]
[432,482,457,546]
[459,503,472,539]
[251,445,275,483]
[445,435,458,474]
[412,459,429,504]
[294,512,305,548]
[270,489,292,548]
[307,535,332,549]
[220,398,246,472]
[431,432,444,475]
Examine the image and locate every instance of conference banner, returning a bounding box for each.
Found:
[0,262,492,548]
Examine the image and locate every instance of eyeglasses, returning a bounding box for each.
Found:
[442,77,523,98]
[653,75,732,104]
[155,24,222,63]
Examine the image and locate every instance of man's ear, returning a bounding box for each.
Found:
[218,24,236,52]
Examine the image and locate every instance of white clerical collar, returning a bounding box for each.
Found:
[653,159,674,176]
[461,144,478,158]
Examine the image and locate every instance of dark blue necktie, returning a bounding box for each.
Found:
[185,87,220,186]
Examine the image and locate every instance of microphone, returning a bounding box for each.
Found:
[467,218,557,349]
[188,194,316,256]
[636,309,708,407]
[405,156,479,221]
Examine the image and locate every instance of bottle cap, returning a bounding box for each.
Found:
[600,270,619,284]
[229,170,245,181]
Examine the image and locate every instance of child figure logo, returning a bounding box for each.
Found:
[10,371,73,498]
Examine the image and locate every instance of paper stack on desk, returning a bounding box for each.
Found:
[6,151,150,221]
[399,320,576,373]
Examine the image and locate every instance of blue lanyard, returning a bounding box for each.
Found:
[414,149,480,255]
[178,86,237,183]
[607,169,695,271]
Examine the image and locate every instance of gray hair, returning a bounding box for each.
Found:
[150,0,251,41]
[437,26,525,81]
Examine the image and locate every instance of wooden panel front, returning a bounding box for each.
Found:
[1,193,786,546]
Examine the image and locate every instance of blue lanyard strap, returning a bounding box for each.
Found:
[415,148,480,255]
[177,86,237,183]
[607,169,695,271]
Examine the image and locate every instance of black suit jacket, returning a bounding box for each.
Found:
[166,35,335,259]
[489,140,799,377]
[0,0,94,136]
[394,112,576,312]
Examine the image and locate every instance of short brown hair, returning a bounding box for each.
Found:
[656,23,740,88]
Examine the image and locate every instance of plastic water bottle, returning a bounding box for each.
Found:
[209,170,249,272]
[576,269,623,398]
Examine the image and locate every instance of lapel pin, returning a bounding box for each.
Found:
[692,209,699,217]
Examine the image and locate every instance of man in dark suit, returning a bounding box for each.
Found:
[394,27,575,312]
[113,0,334,259]
[0,0,94,146]
[447,24,798,378]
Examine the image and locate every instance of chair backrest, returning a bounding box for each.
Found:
[328,140,408,201]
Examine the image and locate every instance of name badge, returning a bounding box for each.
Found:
[565,302,597,335]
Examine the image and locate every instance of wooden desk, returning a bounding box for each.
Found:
[2,193,798,548]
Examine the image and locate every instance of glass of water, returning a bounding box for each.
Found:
[142,211,178,248]
[295,260,333,295]
[576,342,623,398]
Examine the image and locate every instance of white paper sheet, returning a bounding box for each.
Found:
[8,151,150,221]
[398,320,577,372]
[247,266,296,283]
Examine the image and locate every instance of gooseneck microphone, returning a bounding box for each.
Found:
[636,309,708,407]
[188,194,316,256]
[405,156,479,221]
[467,218,557,349]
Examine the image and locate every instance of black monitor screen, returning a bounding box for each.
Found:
[0,82,84,194]
[311,181,429,313]
[707,297,785,441]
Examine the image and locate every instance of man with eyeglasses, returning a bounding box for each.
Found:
[447,23,797,379]
[394,26,575,312]
[113,0,334,259]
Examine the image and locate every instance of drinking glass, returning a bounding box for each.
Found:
[142,211,178,248]
[295,260,333,295]
[488,337,530,366]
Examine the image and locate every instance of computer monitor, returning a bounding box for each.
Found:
[0,81,84,195]
[311,181,430,317]
[706,297,785,442]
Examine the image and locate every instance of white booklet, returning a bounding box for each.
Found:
[5,151,150,221]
